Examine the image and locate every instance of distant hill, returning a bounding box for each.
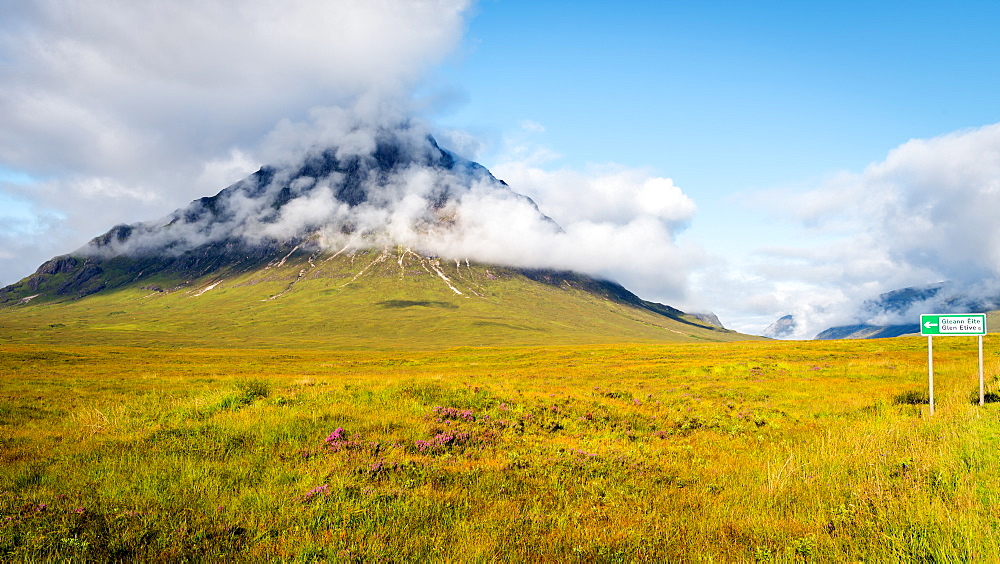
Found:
[814,324,919,340]
[0,127,753,348]
[786,282,1000,340]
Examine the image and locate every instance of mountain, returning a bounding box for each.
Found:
[806,283,1000,340]
[813,324,919,340]
[762,315,797,339]
[0,127,751,348]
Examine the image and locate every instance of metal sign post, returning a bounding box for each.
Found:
[928,334,934,415]
[921,314,987,416]
[979,334,984,406]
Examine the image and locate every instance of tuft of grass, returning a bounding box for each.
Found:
[893,389,929,405]
[234,378,271,401]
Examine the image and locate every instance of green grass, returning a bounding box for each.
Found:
[3,336,1000,560]
[0,248,748,349]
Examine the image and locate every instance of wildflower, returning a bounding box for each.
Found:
[324,428,374,453]
[301,484,330,502]
[72,507,86,514]
[432,406,476,422]
[415,431,471,453]
[325,428,347,444]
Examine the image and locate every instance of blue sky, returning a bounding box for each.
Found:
[2,1,1000,336]
[438,1,1000,214]
[442,1,1000,174]
[429,1,1000,333]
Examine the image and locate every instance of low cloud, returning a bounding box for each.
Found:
[487,161,702,300]
[726,122,1000,337]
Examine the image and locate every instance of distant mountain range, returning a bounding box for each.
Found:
[765,282,1000,340]
[0,127,745,347]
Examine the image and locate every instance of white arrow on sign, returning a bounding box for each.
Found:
[924,321,938,328]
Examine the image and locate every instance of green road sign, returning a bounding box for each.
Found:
[920,313,987,336]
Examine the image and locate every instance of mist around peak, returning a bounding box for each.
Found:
[66,118,699,303]
[77,123,547,261]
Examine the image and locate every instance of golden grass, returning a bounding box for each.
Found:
[1,336,999,560]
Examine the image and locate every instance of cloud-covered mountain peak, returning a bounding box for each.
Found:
[81,126,549,260]
[36,119,699,308]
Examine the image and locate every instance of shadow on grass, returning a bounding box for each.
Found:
[377,300,458,309]
[970,391,1000,404]
[893,389,1000,406]
[892,390,928,405]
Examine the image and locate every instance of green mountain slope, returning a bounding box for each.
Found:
[0,245,754,349]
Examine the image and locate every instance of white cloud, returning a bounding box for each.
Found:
[480,158,702,302]
[716,122,1000,337]
[787,123,1000,286]
[519,120,546,134]
[496,162,696,226]
[0,0,473,285]
[71,177,161,203]
[196,150,261,195]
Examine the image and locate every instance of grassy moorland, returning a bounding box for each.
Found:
[2,334,1000,561]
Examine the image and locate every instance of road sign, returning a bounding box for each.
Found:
[920,314,987,336]
[922,313,988,416]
